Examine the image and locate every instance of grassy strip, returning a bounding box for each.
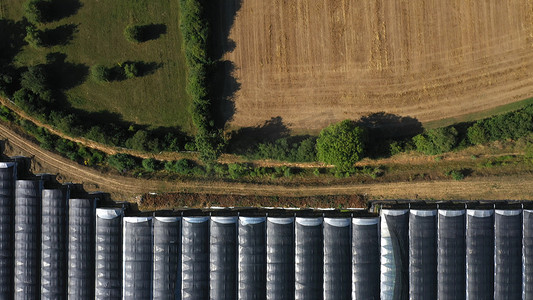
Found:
[424,97,533,129]
[179,0,223,162]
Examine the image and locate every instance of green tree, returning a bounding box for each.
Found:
[142,158,160,172]
[316,120,367,170]
[24,0,50,24]
[413,127,458,155]
[123,62,140,78]
[125,130,149,151]
[124,25,142,43]
[20,65,52,102]
[90,64,110,82]
[24,24,43,48]
[467,122,489,145]
[107,154,137,172]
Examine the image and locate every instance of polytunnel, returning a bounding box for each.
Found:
[266,217,294,300]
[323,218,351,300]
[409,210,437,300]
[295,217,323,300]
[494,210,522,299]
[0,162,15,298]
[95,208,123,299]
[352,217,380,300]
[437,210,466,300]
[67,198,96,300]
[122,217,153,300]
[238,217,266,300]
[466,209,494,300]
[14,179,42,300]
[380,209,409,300]
[182,217,209,300]
[41,189,67,300]
[152,216,181,300]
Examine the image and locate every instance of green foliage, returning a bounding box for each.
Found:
[413,127,458,155]
[124,25,143,43]
[179,0,222,162]
[142,158,160,172]
[250,137,317,162]
[122,62,140,78]
[227,163,252,179]
[20,65,52,102]
[164,159,202,175]
[90,64,111,82]
[525,142,533,163]
[125,130,149,151]
[467,122,489,145]
[447,169,465,180]
[24,25,43,48]
[316,120,367,170]
[107,153,137,172]
[24,0,50,24]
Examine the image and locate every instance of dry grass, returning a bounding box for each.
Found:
[222,0,533,132]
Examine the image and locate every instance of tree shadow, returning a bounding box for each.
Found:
[106,61,163,82]
[211,60,239,128]
[42,24,78,47]
[357,112,423,139]
[356,112,423,158]
[206,0,243,130]
[0,19,27,66]
[47,0,83,22]
[227,116,290,154]
[138,24,167,42]
[45,52,88,90]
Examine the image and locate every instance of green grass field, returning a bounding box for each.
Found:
[0,0,193,132]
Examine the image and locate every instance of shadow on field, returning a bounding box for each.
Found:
[138,24,167,42]
[356,112,423,139]
[0,19,27,64]
[107,61,163,82]
[207,0,243,130]
[45,52,88,90]
[227,116,291,154]
[48,0,83,22]
[43,24,78,47]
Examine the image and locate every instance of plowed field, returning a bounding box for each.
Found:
[223,0,533,131]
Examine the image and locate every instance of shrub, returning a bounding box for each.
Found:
[124,25,142,43]
[142,158,160,172]
[90,64,110,82]
[24,25,43,48]
[164,159,197,175]
[107,154,137,172]
[24,0,50,24]
[228,163,252,179]
[122,62,140,78]
[467,122,489,145]
[448,170,465,181]
[316,120,367,170]
[413,127,458,155]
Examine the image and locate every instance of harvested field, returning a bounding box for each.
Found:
[222,0,533,132]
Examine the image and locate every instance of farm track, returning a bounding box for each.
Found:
[1,123,532,202]
[224,0,533,131]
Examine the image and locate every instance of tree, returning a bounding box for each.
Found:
[107,154,137,172]
[122,62,140,78]
[124,25,142,43]
[20,65,52,102]
[413,127,458,155]
[316,120,367,170]
[142,158,160,172]
[125,130,149,151]
[467,122,488,145]
[24,24,43,48]
[24,0,50,24]
[90,64,110,82]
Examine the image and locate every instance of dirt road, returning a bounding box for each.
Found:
[1,123,532,202]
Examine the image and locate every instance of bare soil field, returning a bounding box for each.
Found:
[223,0,533,132]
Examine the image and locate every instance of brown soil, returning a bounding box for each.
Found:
[223,0,533,132]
